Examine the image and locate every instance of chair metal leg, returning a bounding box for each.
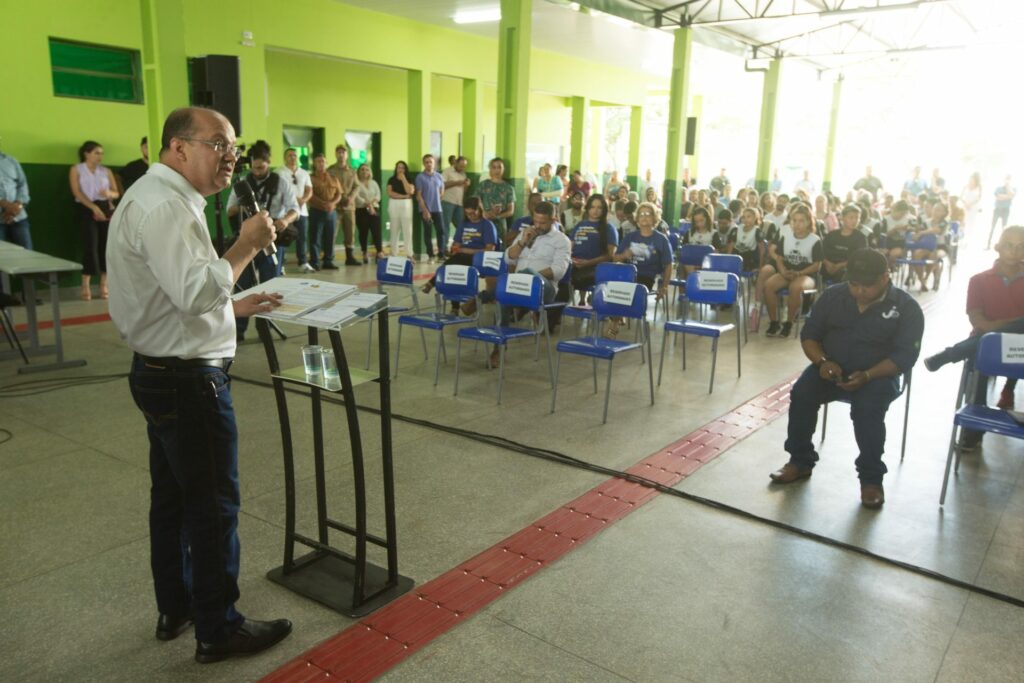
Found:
[433,330,444,386]
[709,337,719,394]
[900,376,912,461]
[735,307,743,377]
[646,323,654,405]
[550,351,561,413]
[393,320,404,379]
[939,421,959,505]
[682,332,687,370]
[1,308,28,364]
[657,327,669,386]
[453,336,463,396]
[496,345,506,404]
[592,357,598,393]
[602,358,614,424]
[821,403,829,443]
[543,325,554,387]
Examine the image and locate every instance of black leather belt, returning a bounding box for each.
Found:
[137,354,233,371]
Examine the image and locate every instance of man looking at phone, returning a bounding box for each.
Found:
[769,249,924,509]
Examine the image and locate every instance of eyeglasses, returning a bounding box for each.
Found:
[180,138,240,158]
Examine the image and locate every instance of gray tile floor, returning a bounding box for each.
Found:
[0,246,1020,682]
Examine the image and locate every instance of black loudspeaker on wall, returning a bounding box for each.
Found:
[188,55,242,135]
[684,116,697,156]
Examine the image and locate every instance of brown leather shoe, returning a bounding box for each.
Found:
[769,462,812,484]
[860,484,885,509]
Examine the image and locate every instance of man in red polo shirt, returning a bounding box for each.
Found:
[925,225,1024,449]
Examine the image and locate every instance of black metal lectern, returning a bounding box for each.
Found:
[255,303,413,617]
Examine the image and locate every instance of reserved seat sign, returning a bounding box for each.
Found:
[1003,334,1024,363]
[697,271,729,291]
[385,257,408,277]
[604,281,637,306]
[505,273,534,296]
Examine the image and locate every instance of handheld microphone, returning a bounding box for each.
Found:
[234,180,277,264]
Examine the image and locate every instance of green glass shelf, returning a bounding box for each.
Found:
[273,366,380,393]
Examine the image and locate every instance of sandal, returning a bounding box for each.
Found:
[99,287,109,300]
[602,318,621,339]
[80,287,92,301]
[421,281,434,294]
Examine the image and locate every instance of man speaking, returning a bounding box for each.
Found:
[106,107,292,663]
[768,249,924,509]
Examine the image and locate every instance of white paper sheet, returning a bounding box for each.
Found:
[604,281,637,306]
[1002,333,1024,363]
[385,256,409,277]
[697,271,729,291]
[443,265,470,286]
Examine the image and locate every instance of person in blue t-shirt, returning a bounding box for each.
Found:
[603,201,673,338]
[422,196,497,305]
[989,175,1016,249]
[569,194,618,297]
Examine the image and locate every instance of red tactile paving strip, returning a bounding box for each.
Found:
[14,312,111,333]
[261,376,797,683]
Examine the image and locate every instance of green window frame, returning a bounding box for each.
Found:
[49,38,143,104]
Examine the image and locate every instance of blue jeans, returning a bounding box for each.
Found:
[441,201,462,249]
[0,218,32,250]
[235,252,278,336]
[293,215,309,265]
[423,210,445,257]
[308,208,337,268]
[129,355,244,643]
[784,364,899,485]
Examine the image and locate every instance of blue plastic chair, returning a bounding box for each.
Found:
[659,272,741,394]
[368,256,425,369]
[551,282,654,424]
[394,265,479,385]
[820,370,913,461]
[945,221,959,283]
[670,244,714,316]
[563,262,637,333]
[472,250,509,325]
[454,273,553,404]
[895,233,941,290]
[702,253,748,344]
[940,333,1024,504]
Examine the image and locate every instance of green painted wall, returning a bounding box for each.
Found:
[2,0,660,266]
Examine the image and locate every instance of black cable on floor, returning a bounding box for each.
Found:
[230,373,1024,611]
[4,370,1020,610]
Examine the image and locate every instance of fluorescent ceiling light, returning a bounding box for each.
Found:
[453,7,501,24]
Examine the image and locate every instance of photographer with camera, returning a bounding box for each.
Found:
[227,139,298,341]
[768,249,924,509]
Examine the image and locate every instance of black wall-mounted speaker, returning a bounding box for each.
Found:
[188,55,242,135]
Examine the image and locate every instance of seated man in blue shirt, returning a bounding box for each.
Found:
[770,249,924,509]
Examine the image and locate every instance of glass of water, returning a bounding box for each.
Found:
[301,345,323,376]
[321,349,341,389]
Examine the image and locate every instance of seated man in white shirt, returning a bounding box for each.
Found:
[497,201,572,365]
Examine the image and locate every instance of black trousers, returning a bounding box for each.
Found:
[79,205,108,276]
[355,207,382,256]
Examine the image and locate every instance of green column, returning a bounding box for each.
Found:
[754,59,782,194]
[139,0,189,156]
[569,95,590,174]
[687,95,703,184]
[822,76,843,194]
[589,107,603,180]
[626,105,643,192]
[662,27,693,226]
[408,69,431,256]
[496,0,533,213]
[462,78,483,174]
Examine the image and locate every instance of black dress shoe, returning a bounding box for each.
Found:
[155,613,193,641]
[195,618,293,664]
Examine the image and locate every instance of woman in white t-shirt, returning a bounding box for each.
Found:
[960,172,982,241]
[761,204,822,338]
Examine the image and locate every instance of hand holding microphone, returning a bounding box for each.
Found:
[234,180,278,264]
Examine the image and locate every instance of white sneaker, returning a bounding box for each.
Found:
[300,263,316,273]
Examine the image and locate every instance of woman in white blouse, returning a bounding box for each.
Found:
[354,164,382,264]
[960,172,982,241]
